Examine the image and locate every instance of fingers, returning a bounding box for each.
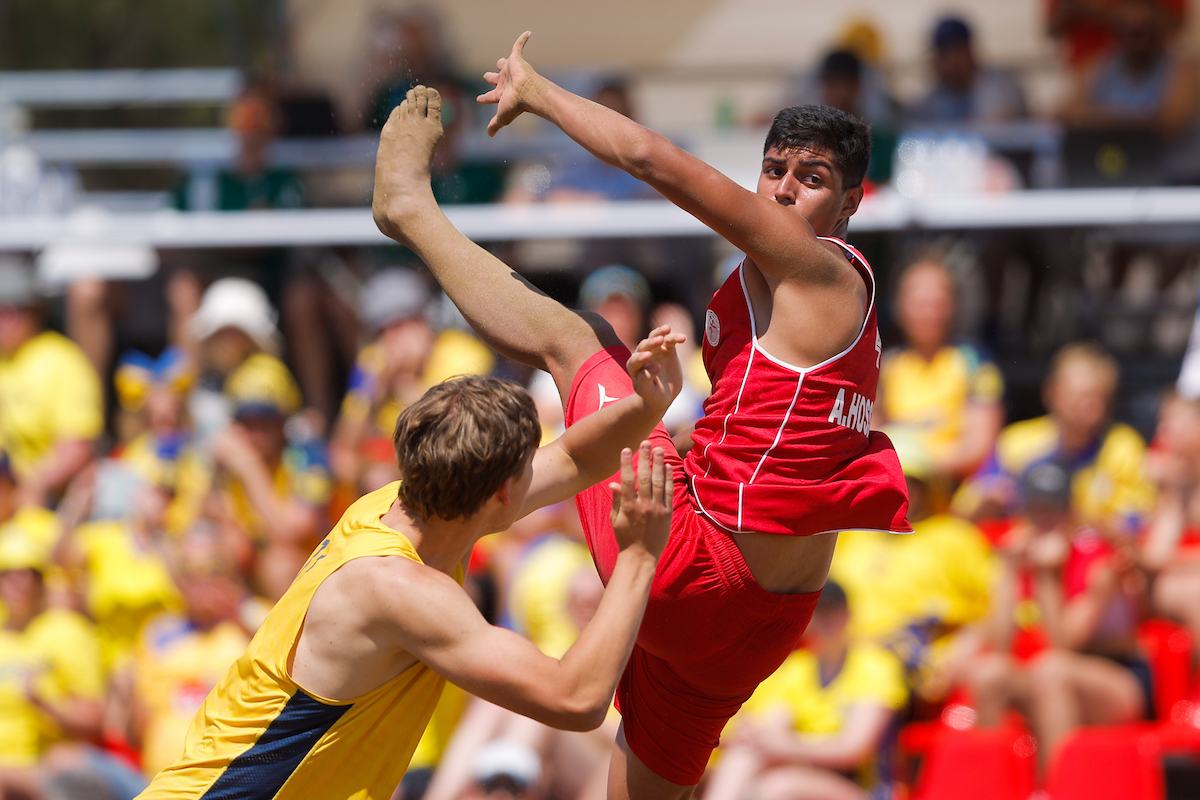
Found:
[514,30,532,59]
[636,441,652,503]
[619,446,635,506]
[651,447,666,506]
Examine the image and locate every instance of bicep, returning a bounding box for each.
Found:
[390,569,576,723]
[638,140,841,283]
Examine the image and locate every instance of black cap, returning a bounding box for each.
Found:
[932,16,972,50]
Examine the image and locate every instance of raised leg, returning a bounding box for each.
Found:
[372,85,618,400]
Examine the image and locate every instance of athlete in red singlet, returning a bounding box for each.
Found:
[373,31,910,800]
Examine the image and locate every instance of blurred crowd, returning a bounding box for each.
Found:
[2,1,1200,799]
[1,236,1199,800]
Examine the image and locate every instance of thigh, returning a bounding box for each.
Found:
[1066,653,1146,724]
[756,765,868,800]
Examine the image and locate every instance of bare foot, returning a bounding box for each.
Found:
[373,85,444,245]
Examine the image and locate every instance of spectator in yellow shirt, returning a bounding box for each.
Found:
[121,521,265,778]
[954,342,1155,538]
[876,259,1004,486]
[705,582,908,800]
[831,438,998,703]
[211,354,330,599]
[0,530,104,797]
[0,259,102,507]
[331,269,493,495]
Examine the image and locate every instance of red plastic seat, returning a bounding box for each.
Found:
[1045,725,1163,800]
[910,723,1037,800]
[1137,619,1195,722]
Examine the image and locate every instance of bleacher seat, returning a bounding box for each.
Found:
[1044,724,1163,800]
[1138,619,1196,723]
[910,722,1037,800]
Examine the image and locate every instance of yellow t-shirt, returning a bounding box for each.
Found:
[341,329,495,439]
[954,415,1155,534]
[0,507,63,626]
[74,520,182,672]
[0,608,105,767]
[134,614,253,778]
[832,516,997,641]
[138,482,463,800]
[878,343,1003,465]
[508,536,594,658]
[0,331,103,478]
[737,642,908,787]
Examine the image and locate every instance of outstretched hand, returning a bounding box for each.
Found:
[609,441,673,559]
[477,31,544,137]
[627,324,686,412]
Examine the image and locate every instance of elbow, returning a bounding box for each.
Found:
[621,129,664,182]
[550,693,610,732]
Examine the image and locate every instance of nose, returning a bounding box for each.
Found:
[775,172,798,206]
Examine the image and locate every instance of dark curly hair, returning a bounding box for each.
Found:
[393,375,541,521]
[763,105,872,190]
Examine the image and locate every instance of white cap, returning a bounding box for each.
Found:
[471,739,542,788]
[189,278,279,353]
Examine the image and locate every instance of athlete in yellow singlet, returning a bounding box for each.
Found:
[137,335,683,799]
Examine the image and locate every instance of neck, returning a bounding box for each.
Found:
[818,639,849,679]
[382,498,487,575]
[3,602,41,633]
[1058,421,1100,455]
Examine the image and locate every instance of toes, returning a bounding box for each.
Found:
[415,85,428,116]
[426,88,442,125]
[405,88,417,115]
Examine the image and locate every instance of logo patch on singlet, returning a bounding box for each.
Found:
[705,309,720,347]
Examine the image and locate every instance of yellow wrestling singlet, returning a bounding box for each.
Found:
[138,482,462,800]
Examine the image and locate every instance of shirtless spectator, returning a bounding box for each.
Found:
[0,258,102,508]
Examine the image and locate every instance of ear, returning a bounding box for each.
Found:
[840,184,865,219]
[494,476,514,508]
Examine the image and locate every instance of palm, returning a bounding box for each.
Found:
[478,31,535,136]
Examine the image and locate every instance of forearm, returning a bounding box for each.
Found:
[33,697,103,742]
[1142,488,1187,570]
[1034,572,1069,648]
[23,439,94,504]
[561,394,665,485]
[549,545,657,728]
[534,82,667,182]
[235,465,320,545]
[987,565,1019,651]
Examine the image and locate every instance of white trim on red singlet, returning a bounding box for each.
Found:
[738,240,877,375]
[700,331,757,478]
[749,373,805,485]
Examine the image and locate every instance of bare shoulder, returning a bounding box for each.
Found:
[316,555,457,624]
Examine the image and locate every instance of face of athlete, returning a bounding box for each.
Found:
[756,145,863,238]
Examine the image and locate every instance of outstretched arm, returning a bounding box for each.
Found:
[521,325,684,515]
[478,32,849,285]
[390,444,672,730]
